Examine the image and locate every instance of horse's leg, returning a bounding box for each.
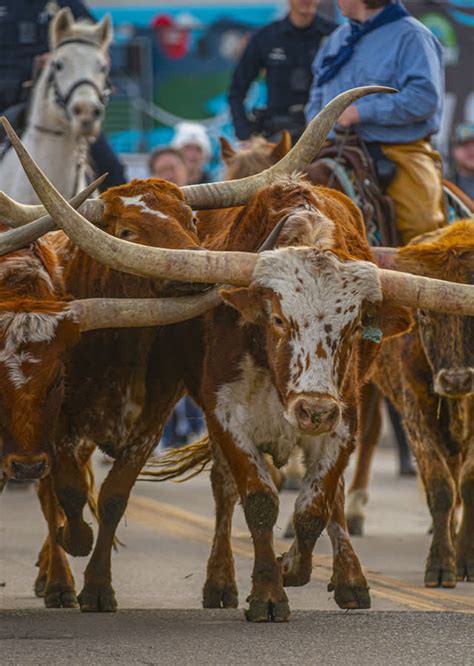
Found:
[202,445,239,609]
[37,475,77,608]
[327,477,370,609]
[346,383,381,536]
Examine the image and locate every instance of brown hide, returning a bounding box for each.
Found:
[0,240,80,479]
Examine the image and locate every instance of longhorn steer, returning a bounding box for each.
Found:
[371,221,474,587]
[9,86,474,618]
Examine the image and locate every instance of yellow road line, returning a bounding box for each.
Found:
[127,494,474,614]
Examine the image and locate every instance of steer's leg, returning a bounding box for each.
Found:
[280,424,354,590]
[457,441,474,582]
[207,416,289,622]
[37,475,77,608]
[202,444,239,609]
[327,477,370,609]
[53,439,94,557]
[412,439,457,588]
[34,537,49,597]
[346,383,382,536]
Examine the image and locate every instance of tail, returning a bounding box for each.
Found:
[141,434,212,482]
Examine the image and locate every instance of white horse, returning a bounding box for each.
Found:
[0,8,112,203]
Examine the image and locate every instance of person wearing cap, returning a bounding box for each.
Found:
[171,122,212,185]
[228,0,336,143]
[450,123,474,200]
[306,0,445,244]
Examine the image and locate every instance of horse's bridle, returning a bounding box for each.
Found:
[45,38,111,121]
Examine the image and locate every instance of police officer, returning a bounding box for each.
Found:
[0,0,125,188]
[228,0,336,143]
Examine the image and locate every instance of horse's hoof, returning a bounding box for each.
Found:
[347,515,364,537]
[44,583,78,609]
[202,580,238,609]
[78,583,117,612]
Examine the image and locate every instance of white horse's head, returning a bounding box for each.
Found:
[46,8,112,140]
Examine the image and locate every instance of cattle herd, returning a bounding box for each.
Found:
[0,82,473,623]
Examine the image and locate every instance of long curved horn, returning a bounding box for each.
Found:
[1,116,257,285]
[71,287,222,331]
[371,247,397,270]
[380,269,474,315]
[182,86,396,209]
[0,177,106,256]
[0,197,45,227]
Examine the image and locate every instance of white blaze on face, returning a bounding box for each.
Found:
[120,195,168,219]
[254,248,382,404]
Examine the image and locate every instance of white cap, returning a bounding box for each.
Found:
[171,122,212,160]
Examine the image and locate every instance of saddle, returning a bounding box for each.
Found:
[305,132,399,247]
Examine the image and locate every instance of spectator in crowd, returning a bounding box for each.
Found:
[306,0,445,244]
[450,123,474,200]
[171,122,212,184]
[0,0,125,190]
[228,0,336,143]
[148,147,188,186]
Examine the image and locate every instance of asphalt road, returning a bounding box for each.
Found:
[1,446,474,665]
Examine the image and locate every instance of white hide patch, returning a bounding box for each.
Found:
[0,310,70,389]
[121,195,168,219]
[254,248,382,401]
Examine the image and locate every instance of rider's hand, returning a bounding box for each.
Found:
[338,105,361,128]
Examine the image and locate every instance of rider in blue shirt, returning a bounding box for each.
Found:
[306,0,446,243]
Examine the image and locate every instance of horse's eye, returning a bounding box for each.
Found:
[54,60,64,71]
[99,63,109,74]
[119,229,132,240]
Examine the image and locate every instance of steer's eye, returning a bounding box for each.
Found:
[119,229,132,240]
[272,315,284,329]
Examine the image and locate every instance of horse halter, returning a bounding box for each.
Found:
[46,38,111,120]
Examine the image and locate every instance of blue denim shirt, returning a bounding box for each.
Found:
[306,17,444,143]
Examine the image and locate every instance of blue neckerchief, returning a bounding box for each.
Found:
[317,1,410,86]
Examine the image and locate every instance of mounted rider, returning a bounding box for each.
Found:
[0,0,125,189]
[306,0,445,244]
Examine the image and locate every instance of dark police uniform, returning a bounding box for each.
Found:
[0,0,125,189]
[229,13,336,141]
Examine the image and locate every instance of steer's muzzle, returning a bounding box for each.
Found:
[3,453,50,481]
[434,368,474,398]
[288,395,341,435]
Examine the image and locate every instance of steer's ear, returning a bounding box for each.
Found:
[219,137,236,164]
[379,303,414,340]
[220,287,266,324]
[271,130,292,161]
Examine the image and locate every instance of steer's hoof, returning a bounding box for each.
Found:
[202,580,238,609]
[456,555,474,582]
[44,583,78,609]
[34,573,47,598]
[57,522,94,557]
[328,581,371,609]
[347,515,364,537]
[425,564,457,588]
[245,599,290,623]
[78,584,117,612]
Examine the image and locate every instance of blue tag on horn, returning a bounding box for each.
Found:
[362,325,383,344]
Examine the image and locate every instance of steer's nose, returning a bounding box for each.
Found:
[292,397,341,435]
[5,453,50,480]
[435,368,474,397]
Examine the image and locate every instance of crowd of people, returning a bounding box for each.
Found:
[1,0,473,455]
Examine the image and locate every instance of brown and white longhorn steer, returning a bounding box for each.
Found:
[372,220,474,587]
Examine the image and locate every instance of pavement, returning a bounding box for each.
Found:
[1,446,474,665]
